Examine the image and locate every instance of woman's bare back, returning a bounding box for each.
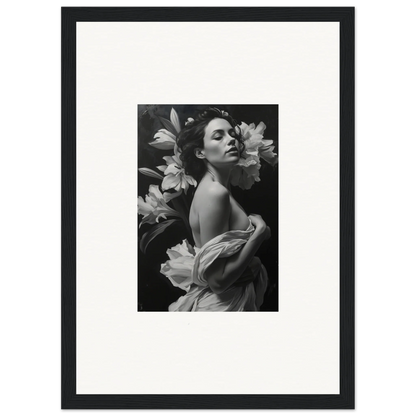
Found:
[189,179,250,248]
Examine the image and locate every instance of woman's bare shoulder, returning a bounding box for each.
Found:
[194,181,230,210]
[206,181,229,197]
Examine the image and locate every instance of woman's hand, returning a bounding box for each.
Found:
[249,214,271,241]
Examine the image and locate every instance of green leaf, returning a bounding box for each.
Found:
[159,116,177,135]
[139,219,180,253]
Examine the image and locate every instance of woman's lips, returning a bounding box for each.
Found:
[226,147,238,154]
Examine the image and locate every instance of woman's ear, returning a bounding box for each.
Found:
[194,148,205,159]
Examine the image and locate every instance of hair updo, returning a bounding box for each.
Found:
[176,107,244,182]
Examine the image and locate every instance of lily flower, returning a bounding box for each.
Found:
[166,239,196,259]
[257,139,278,166]
[149,108,182,149]
[137,184,181,227]
[239,121,278,167]
[149,129,176,150]
[148,108,197,199]
[157,150,197,195]
[230,155,261,190]
[230,121,277,190]
[160,239,196,292]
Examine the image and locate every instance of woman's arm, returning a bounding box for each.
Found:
[198,183,269,295]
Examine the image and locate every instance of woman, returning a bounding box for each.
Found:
[161,107,271,311]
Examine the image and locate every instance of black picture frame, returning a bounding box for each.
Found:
[62,7,354,409]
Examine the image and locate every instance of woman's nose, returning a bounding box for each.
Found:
[227,137,236,145]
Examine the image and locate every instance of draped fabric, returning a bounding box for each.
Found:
[160,222,268,311]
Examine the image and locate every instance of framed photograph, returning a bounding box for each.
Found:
[137,104,278,312]
[62,7,354,409]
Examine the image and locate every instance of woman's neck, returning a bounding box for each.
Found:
[205,163,231,188]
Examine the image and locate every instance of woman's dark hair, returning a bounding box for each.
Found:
[176,107,244,182]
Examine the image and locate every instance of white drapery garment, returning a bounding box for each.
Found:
[160,223,268,311]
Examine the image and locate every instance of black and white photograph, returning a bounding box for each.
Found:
[138,105,278,311]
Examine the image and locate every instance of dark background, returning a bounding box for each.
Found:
[138,104,278,311]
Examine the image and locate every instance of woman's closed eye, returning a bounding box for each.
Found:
[213,131,236,141]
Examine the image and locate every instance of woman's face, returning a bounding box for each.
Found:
[200,118,240,169]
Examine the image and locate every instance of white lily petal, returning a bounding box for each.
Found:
[155,213,168,222]
[167,240,195,259]
[261,139,274,147]
[164,164,181,176]
[181,179,189,193]
[162,174,181,191]
[137,197,154,216]
[163,155,176,165]
[260,151,278,167]
[172,153,183,166]
[163,190,183,203]
[148,184,163,199]
[145,194,156,207]
[148,140,175,150]
[153,129,176,141]
[173,144,181,158]
[245,149,259,157]
[185,175,197,187]
[156,165,167,172]
[170,108,181,134]
[254,121,267,135]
